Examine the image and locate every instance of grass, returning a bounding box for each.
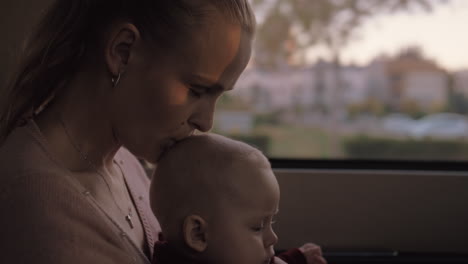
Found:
[253,124,345,159]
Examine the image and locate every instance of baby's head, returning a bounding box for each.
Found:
[150,133,279,264]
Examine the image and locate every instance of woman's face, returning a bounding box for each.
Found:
[107,20,252,163]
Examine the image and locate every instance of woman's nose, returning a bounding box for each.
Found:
[190,116,213,132]
[189,100,215,132]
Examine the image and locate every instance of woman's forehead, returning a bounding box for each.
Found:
[218,29,253,90]
[181,22,252,89]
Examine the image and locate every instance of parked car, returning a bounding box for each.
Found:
[381,113,415,136]
[410,113,468,140]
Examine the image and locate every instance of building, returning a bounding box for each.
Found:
[454,70,468,97]
[385,48,448,111]
[234,62,378,113]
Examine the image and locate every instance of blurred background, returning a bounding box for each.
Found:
[213,0,468,161]
[2,0,468,257]
[2,0,468,161]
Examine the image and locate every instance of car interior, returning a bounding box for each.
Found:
[2,0,468,263]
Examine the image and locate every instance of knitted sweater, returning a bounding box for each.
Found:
[0,120,161,264]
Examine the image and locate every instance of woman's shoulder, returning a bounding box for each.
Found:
[0,123,85,212]
[0,144,138,263]
[0,125,152,263]
[0,123,61,186]
[0,150,83,212]
[0,168,137,263]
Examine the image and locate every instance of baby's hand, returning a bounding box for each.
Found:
[298,243,327,264]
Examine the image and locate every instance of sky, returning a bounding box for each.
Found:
[300,0,468,72]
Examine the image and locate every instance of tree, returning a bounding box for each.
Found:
[252,0,449,69]
[252,0,449,118]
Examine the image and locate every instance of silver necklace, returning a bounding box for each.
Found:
[58,116,135,229]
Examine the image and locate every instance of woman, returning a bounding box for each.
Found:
[0,0,325,263]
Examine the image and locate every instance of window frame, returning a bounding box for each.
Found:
[270,158,468,172]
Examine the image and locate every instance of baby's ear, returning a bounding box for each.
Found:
[183,215,208,252]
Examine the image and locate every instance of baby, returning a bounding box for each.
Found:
[150,133,324,264]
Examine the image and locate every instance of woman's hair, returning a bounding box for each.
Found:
[0,0,256,143]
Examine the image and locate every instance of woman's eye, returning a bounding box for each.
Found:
[189,88,202,98]
[189,84,209,98]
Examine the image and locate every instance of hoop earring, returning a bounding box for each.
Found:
[111,72,122,88]
[34,92,56,116]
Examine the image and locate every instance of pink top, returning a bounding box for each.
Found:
[0,119,161,264]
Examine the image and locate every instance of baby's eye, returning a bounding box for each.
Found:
[271,216,277,225]
[252,224,264,232]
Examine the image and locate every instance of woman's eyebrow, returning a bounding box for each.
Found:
[191,74,233,92]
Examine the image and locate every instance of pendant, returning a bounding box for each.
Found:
[125,212,134,229]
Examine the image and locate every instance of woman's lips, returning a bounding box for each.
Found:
[159,133,193,157]
[166,139,176,148]
[162,139,176,152]
[156,139,176,161]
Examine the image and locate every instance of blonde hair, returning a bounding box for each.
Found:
[0,0,256,143]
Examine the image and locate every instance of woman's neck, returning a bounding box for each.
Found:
[35,71,121,175]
